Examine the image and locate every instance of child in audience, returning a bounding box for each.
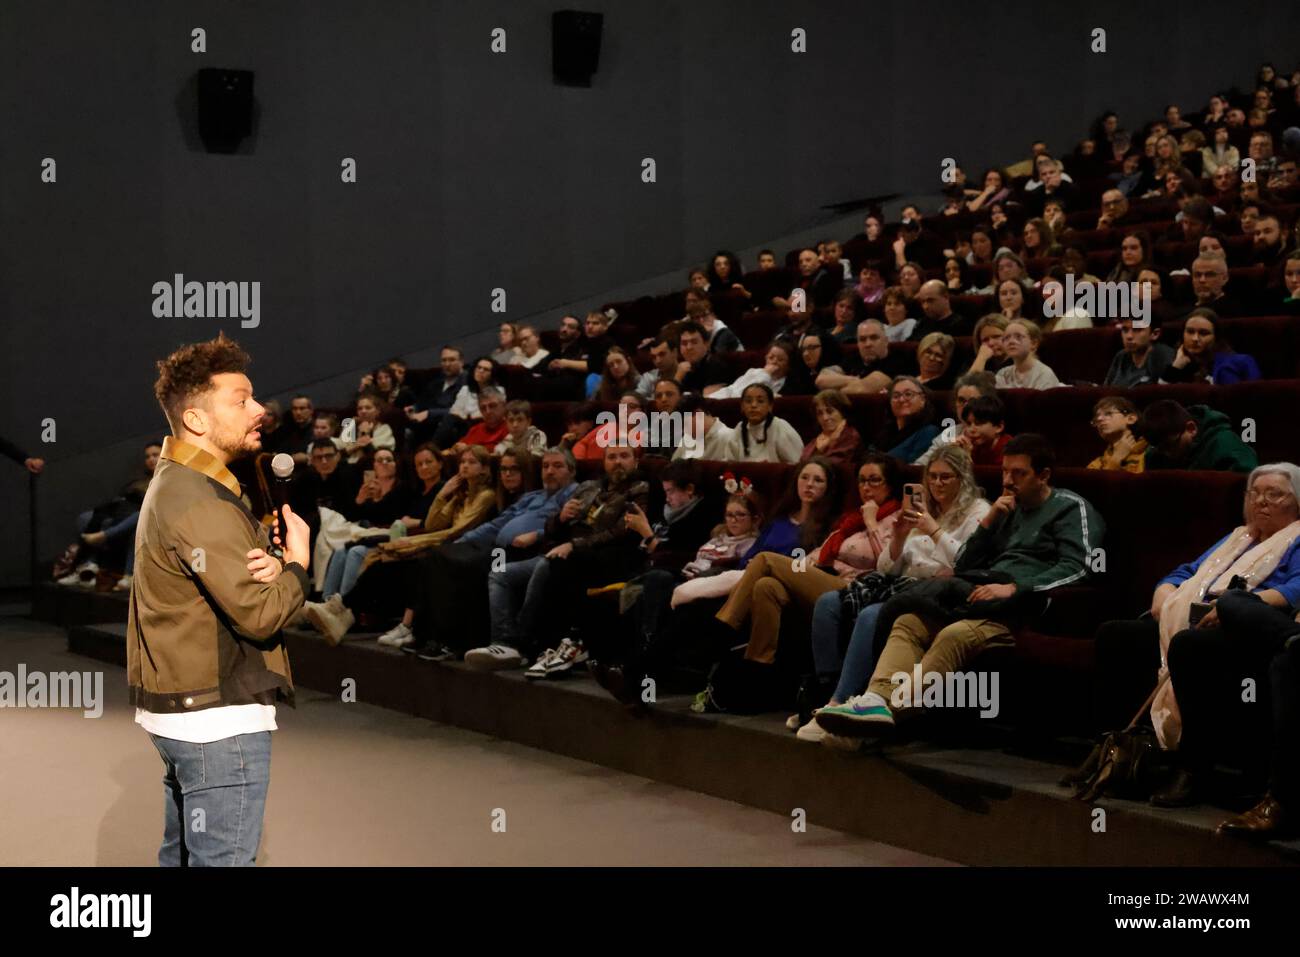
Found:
[995,319,1063,390]
[494,400,548,458]
[1087,396,1147,472]
[730,383,803,464]
[958,395,1011,466]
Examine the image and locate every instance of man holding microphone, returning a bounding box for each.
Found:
[127,334,310,866]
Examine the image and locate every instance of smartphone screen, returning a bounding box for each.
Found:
[903,483,923,509]
[364,470,376,485]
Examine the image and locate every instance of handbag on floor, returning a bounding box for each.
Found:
[1066,676,1167,803]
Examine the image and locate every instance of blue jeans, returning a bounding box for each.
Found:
[487,556,546,649]
[809,590,885,702]
[322,544,372,598]
[149,731,272,867]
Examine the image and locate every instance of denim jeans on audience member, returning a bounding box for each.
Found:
[322,544,372,598]
[810,590,886,702]
[149,731,272,867]
[487,556,544,647]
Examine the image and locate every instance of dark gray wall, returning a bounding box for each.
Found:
[2,0,1296,584]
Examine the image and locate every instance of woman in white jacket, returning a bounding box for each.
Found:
[727,382,803,464]
[805,444,989,726]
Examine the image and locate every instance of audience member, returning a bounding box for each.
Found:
[1141,399,1258,472]
[1087,397,1147,472]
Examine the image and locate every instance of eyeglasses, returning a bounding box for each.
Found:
[724,511,751,520]
[891,390,923,401]
[928,472,958,483]
[859,475,886,486]
[1248,489,1294,505]
[499,465,522,474]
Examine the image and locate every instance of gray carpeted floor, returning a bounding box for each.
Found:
[0,615,953,866]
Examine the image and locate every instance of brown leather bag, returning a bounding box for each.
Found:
[1065,677,1167,803]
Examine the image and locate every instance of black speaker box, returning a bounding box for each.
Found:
[198,68,254,153]
[552,10,603,87]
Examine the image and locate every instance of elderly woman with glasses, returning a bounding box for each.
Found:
[1088,464,1300,814]
[872,375,942,462]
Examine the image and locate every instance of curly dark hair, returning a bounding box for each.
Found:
[154,333,251,432]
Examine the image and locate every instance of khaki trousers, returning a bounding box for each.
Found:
[716,553,846,664]
[867,613,1013,705]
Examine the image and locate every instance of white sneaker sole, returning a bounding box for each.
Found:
[464,651,523,671]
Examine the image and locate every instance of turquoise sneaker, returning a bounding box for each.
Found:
[814,692,895,737]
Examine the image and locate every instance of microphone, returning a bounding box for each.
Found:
[270,453,295,558]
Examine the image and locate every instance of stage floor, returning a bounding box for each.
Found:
[0,613,951,867]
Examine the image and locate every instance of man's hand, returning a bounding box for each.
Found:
[984,490,1016,526]
[1196,605,1220,629]
[512,531,540,549]
[546,542,575,560]
[407,408,428,423]
[969,582,1016,602]
[625,502,653,539]
[272,503,311,571]
[24,457,44,474]
[559,497,584,523]
[246,548,283,584]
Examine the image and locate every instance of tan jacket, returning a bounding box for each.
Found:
[362,482,497,566]
[126,437,309,714]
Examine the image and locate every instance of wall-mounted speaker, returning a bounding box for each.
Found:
[552,11,603,87]
[198,68,254,153]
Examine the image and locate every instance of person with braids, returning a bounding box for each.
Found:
[803,445,989,743]
[727,382,803,463]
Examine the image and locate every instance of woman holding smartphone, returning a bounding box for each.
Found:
[715,454,903,734]
[805,445,989,744]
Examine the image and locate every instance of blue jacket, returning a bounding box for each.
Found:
[1159,533,1300,607]
[457,482,578,547]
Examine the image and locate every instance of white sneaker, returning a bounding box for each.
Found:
[525,648,557,679]
[796,714,827,743]
[377,622,415,647]
[112,574,132,592]
[59,561,99,588]
[303,599,355,646]
[325,593,346,615]
[544,637,587,675]
[464,645,524,670]
[785,713,801,731]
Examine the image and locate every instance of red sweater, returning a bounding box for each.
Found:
[970,433,1011,467]
[462,421,509,450]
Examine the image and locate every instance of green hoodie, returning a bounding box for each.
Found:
[1144,405,1257,473]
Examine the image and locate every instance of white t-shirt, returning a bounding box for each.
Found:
[136,704,277,744]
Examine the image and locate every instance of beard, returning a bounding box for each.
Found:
[212,420,262,459]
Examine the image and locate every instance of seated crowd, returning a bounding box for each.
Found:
[59,66,1300,844]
